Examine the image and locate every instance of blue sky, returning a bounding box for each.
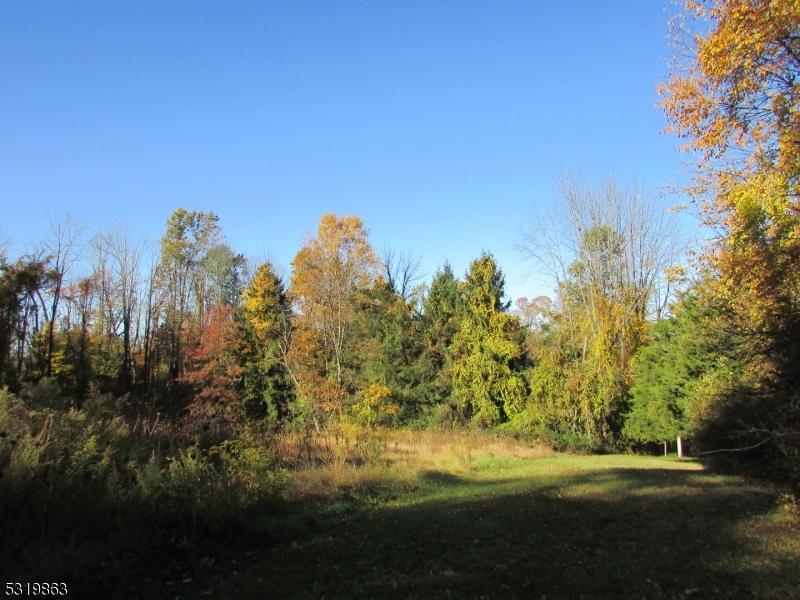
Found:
[0,1,692,301]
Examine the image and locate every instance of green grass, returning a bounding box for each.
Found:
[8,437,800,599]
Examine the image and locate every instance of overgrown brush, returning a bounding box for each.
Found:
[1,377,556,593]
[0,380,286,553]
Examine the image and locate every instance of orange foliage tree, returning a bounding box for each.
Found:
[288,214,380,422]
[659,0,800,469]
[659,0,800,204]
[181,304,244,423]
[659,0,800,359]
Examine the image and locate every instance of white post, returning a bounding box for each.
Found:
[664,440,668,456]
[677,436,684,458]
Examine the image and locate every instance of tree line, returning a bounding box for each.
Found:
[1,189,677,443]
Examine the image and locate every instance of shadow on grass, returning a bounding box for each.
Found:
[251,467,795,600]
[418,469,469,486]
[6,465,799,600]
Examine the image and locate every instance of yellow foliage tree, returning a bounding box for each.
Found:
[659,1,800,469]
[241,262,289,354]
[351,383,398,428]
[659,0,800,367]
[288,214,380,419]
[659,0,800,203]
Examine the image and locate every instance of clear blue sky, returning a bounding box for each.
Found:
[0,0,691,301]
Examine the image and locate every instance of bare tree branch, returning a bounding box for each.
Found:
[382,248,425,301]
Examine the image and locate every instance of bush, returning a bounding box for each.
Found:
[0,381,286,546]
[410,403,466,431]
[502,410,606,454]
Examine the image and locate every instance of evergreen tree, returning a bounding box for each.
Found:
[239,262,295,426]
[417,262,463,408]
[624,289,753,451]
[353,278,424,422]
[450,254,527,426]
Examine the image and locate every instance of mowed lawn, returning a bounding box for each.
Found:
[83,434,800,599]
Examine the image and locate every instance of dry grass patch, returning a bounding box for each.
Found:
[278,427,553,504]
[382,428,553,466]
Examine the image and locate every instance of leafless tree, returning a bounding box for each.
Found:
[94,225,146,391]
[0,225,10,261]
[382,248,425,301]
[43,213,86,376]
[140,240,163,394]
[516,171,689,333]
[512,295,552,329]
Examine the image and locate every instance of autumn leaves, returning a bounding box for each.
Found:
[287,214,380,419]
[639,0,800,475]
[264,213,526,430]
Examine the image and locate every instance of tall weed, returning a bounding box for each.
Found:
[0,380,286,546]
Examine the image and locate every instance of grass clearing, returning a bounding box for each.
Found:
[7,429,800,599]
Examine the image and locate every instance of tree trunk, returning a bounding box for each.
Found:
[47,273,62,376]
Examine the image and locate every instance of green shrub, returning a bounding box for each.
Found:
[1,381,287,544]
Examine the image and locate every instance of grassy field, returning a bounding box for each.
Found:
[16,430,800,599]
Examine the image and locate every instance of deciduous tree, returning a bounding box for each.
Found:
[182,304,244,423]
[43,214,85,377]
[289,214,380,418]
[0,258,48,387]
[156,209,222,379]
[659,0,800,197]
[382,248,424,301]
[659,0,800,476]
[516,173,685,442]
[94,225,145,391]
